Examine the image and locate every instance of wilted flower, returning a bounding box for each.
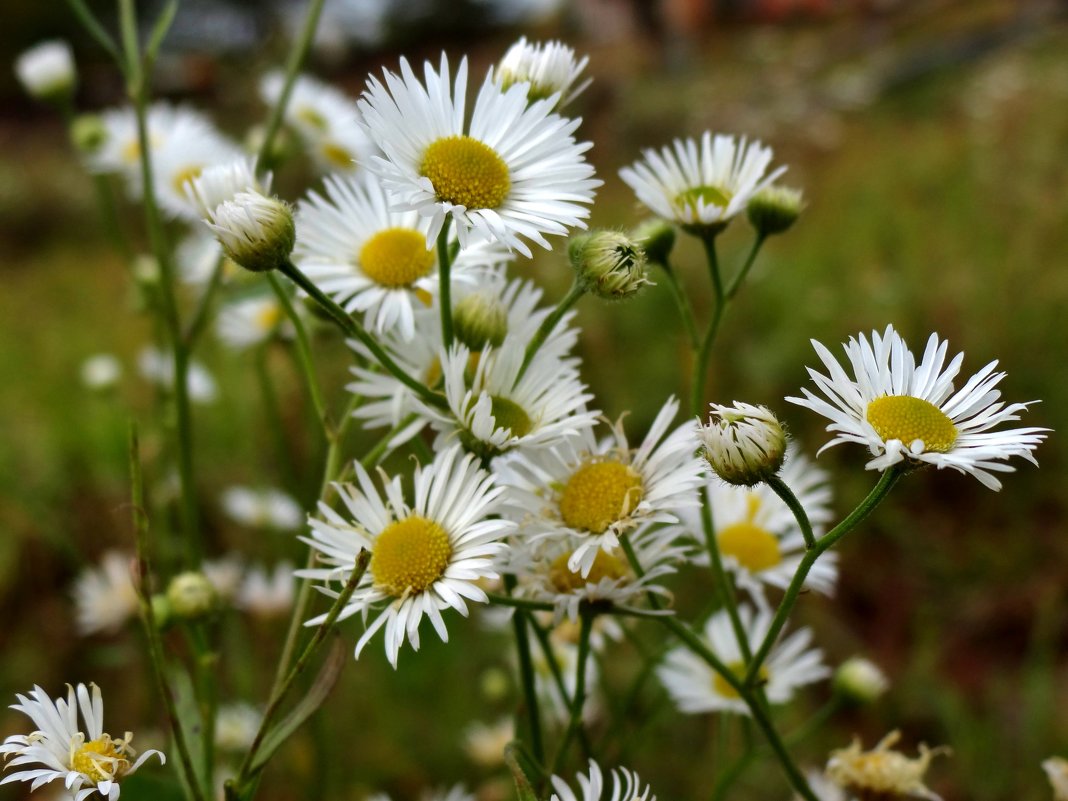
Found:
[827,731,948,801]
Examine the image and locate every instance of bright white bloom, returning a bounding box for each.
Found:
[500,396,703,577]
[698,402,787,486]
[619,131,784,229]
[215,295,286,351]
[417,341,596,460]
[186,157,270,219]
[260,71,375,173]
[214,703,261,753]
[1044,757,1068,801]
[0,683,164,800]
[220,486,303,530]
[494,37,590,108]
[658,604,829,715]
[827,731,948,801]
[137,346,217,403]
[462,717,514,767]
[71,552,138,636]
[550,761,654,801]
[150,125,243,220]
[80,355,122,391]
[301,445,514,667]
[205,190,295,273]
[359,55,600,256]
[236,562,294,617]
[15,40,75,100]
[787,325,1048,490]
[294,172,508,340]
[680,445,837,601]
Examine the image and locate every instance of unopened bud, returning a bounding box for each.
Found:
[747,185,804,237]
[15,40,76,102]
[166,571,218,620]
[150,593,173,629]
[699,401,787,486]
[631,218,676,266]
[70,114,108,154]
[834,657,889,704]
[454,291,508,350]
[206,191,294,273]
[569,230,651,300]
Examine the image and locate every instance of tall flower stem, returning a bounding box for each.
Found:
[518,277,586,381]
[689,233,724,418]
[766,475,816,550]
[725,234,766,300]
[504,575,545,767]
[549,607,593,774]
[267,272,328,433]
[658,258,700,349]
[436,220,454,349]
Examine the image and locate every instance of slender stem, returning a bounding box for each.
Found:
[618,535,662,612]
[549,608,593,773]
[766,475,816,550]
[784,697,841,747]
[267,273,328,433]
[518,278,586,381]
[505,575,545,766]
[689,233,725,418]
[659,259,700,349]
[255,0,328,171]
[743,468,903,687]
[277,258,448,410]
[436,220,454,349]
[255,346,300,493]
[129,425,207,801]
[183,256,226,347]
[725,234,767,300]
[186,623,218,786]
[700,494,751,663]
[66,0,124,67]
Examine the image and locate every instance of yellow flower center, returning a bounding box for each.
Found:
[713,661,769,699]
[549,549,628,593]
[488,395,532,438]
[717,522,782,573]
[558,461,644,535]
[320,141,355,169]
[71,736,129,783]
[295,105,329,132]
[255,303,282,332]
[171,164,204,196]
[420,135,511,210]
[121,139,141,165]
[371,516,452,597]
[359,227,435,288]
[865,395,958,453]
[676,185,732,209]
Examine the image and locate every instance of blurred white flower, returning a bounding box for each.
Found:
[15,40,75,100]
[220,487,303,530]
[80,354,122,391]
[71,551,138,636]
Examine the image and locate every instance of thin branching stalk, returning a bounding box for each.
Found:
[549,607,593,774]
[658,259,700,349]
[267,272,328,432]
[766,474,816,550]
[689,233,724,418]
[504,575,545,768]
[519,277,586,381]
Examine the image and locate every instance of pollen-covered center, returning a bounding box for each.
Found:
[71,736,129,783]
[713,660,769,699]
[256,303,282,332]
[371,515,452,596]
[558,461,644,535]
[320,141,354,169]
[549,549,628,593]
[676,185,733,210]
[489,395,532,438]
[717,521,782,573]
[865,395,958,453]
[420,135,511,210]
[358,227,435,288]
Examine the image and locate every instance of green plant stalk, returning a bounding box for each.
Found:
[183,256,226,347]
[254,346,300,494]
[618,535,663,612]
[658,258,700,349]
[186,623,218,786]
[504,574,545,767]
[725,234,766,300]
[518,277,586,381]
[436,221,455,348]
[255,0,328,170]
[700,496,752,663]
[267,273,328,432]
[66,0,124,67]
[129,425,207,801]
[549,608,593,774]
[689,233,725,418]
[526,617,590,758]
[766,474,816,550]
[743,467,903,687]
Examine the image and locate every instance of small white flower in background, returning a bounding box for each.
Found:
[462,717,514,767]
[301,445,514,667]
[0,683,164,800]
[620,132,785,232]
[176,232,231,289]
[359,55,601,256]
[214,704,262,753]
[550,760,655,801]
[15,40,75,101]
[137,346,217,404]
[202,554,245,603]
[658,604,829,716]
[215,295,287,351]
[699,401,787,487]
[826,731,948,801]
[787,324,1048,490]
[1044,757,1068,801]
[220,487,303,530]
[237,562,294,618]
[80,354,122,392]
[150,124,242,221]
[186,157,270,219]
[834,656,889,704]
[494,37,591,108]
[205,190,295,274]
[71,551,138,636]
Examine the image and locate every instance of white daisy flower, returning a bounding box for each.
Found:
[214,703,261,753]
[294,171,508,340]
[550,761,654,801]
[417,340,596,460]
[301,445,514,667]
[786,324,1048,490]
[619,131,785,230]
[137,346,217,404]
[359,55,601,257]
[149,123,243,221]
[658,604,829,715]
[185,157,270,219]
[500,396,703,577]
[215,295,287,351]
[15,40,75,100]
[0,683,164,801]
[680,444,837,601]
[71,552,138,637]
[260,71,376,173]
[236,562,294,618]
[220,486,303,530]
[494,37,591,108]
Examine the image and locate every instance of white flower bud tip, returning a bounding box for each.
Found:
[699,401,787,486]
[15,40,75,101]
[206,190,294,273]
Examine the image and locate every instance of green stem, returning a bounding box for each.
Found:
[700,495,751,663]
[784,697,841,747]
[518,277,586,382]
[689,233,725,418]
[183,256,226,347]
[186,623,218,787]
[267,273,328,433]
[505,575,545,767]
[618,535,662,612]
[743,467,903,687]
[255,0,328,171]
[659,259,700,349]
[436,220,454,349]
[549,608,593,774]
[725,234,766,300]
[766,474,816,550]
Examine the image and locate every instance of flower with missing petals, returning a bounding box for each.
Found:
[826,731,948,801]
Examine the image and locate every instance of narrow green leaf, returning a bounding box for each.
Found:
[64,0,124,68]
[145,0,180,68]
[505,743,540,801]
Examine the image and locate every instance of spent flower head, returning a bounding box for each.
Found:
[827,731,948,801]
[699,402,787,486]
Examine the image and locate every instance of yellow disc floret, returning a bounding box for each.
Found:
[71,736,130,783]
[676,185,732,210]
[866,395,958,453]
[420,136,511,210]
[359,227,436,288]
[558,461,644,535]
[713,661,769,699]
[371,516,452,596]
[549,549,628,593]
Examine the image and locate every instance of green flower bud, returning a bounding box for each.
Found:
[166,571,218,620]
[70,114,108,154]
[569,230,652,301]
[747,185,804,237]
[206,191,295,273]
[631,218,676,266]
[454,291,508,351]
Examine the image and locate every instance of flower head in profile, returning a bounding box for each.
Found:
[494,37,591,108]
[15,40,75,101]
[550,760,655,801]
[301,445,514,666]
[827,731,948,801]
[205,190,295,273]
[619,132,784,232]
[787,325,1048,489]
[359,55,600,256]
[699,401,788,486]
[0,683,164,800]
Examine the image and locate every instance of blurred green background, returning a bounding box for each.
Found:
[2,1,1067,800]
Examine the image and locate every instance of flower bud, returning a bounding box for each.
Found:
[206,191,294,273]
[631,218,676,266]
[166,571,218,620]
[569,231,651,301]
[70,114,108,154]
[747,185,804,237]
[150,593,173,629]
[495,37,590,108]
[15,40,76,102]
[80,354,122,392]
[834,657,889,704]
[454,291,508,351]
[699,401,787,486]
